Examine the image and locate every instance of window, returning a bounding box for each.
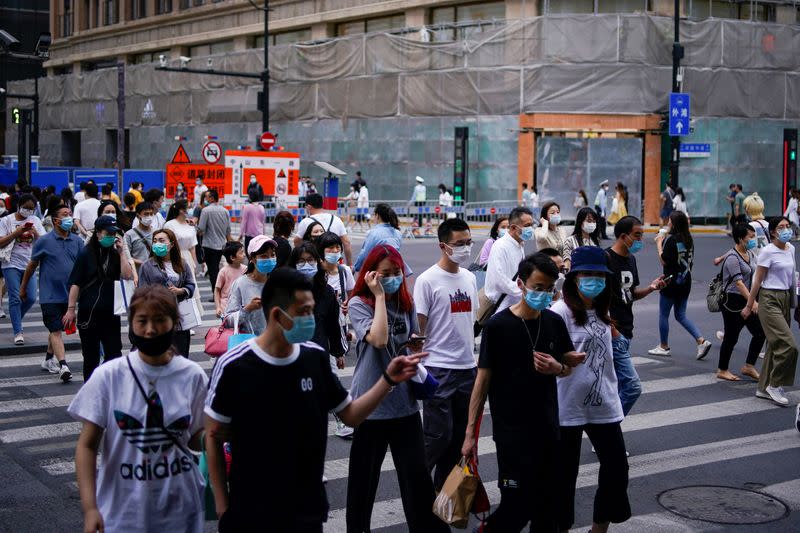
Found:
[596,0,648,13]
[336,20,365,36]
[189,40,233,57]
[103,0,118,25]
[739,2,774,22]
[274,29,311,45]
[539,0,594,14]
[61,0,74,37]
[133,50,169,64]
[61,131,82,168]
[710,0,736,19]
[156,0,172,14]
[336,14,406,36]
[430,1,506,41]
[130,0,146,19]
[180,0,191,8]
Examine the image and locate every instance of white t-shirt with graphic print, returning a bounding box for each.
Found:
[67,352,208,533]
[413,264,478,369]
[550,300,624,427]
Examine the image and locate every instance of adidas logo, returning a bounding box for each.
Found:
[120,455,194,481]
[114,409,190,454]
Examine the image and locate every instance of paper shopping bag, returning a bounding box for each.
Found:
[432,458,479,528]
[113,279,136,316]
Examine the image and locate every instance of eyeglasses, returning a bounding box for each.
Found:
[446,240,473,247]
[524,286,556,295]
[295,260,316,267]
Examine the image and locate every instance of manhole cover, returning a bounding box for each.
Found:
[658,485,789,525]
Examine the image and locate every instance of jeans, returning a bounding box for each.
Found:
[611,335,641,416]
[659,293,702,346]
[3,267,37,336]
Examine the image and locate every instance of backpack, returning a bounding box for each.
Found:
[706,253,736,313]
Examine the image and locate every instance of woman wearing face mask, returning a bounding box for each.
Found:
[607,182,629,226]
[716,224,765,382]
[354,203,407,274]
[562,207,601,271]
[63,216,135,380]
[165,199,203,309]
[346,245,449,533]
[0,193,46,344]
[345,184,360,229]
[535,201,566,256]
[224,235,277,335]
[742,216,798,407]
[69,285,208,533]
[137,229,196,356]
[287,243,347,366]
[478,216,509,268]
[174,182,187,202]
[97,199,132,232]
[550,247,631,533]
[302,220,325,243]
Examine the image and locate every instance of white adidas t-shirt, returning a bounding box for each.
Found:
[67,352,208,533]
[550,300,624,426]
[413,264,478,369]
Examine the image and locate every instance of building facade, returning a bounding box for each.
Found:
[4,0,800,222]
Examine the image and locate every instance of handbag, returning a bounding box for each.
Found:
[178,297,203,330]
[204,312,240,357]
[113,279,136,316]
[474,273,518,335]
[0,217,14,264]
[706,254,735,313]
[432,458,480,528]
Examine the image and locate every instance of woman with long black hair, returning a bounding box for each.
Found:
[562,207,601,271]
[63,215,135,380]
[650,211,712,359]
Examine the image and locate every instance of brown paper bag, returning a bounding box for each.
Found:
[432,458,480,529]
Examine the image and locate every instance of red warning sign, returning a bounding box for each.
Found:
[171,144,191,164]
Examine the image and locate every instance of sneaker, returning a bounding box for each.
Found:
[13,334,23,345]
[322,475,328,483]
[696,340,712,360]
[759,351,765,359]
[766,385,789,406]
[335,421,354,439]
[59,364,72,383]
[795,403,800,433]
[648,345,671,356]
[41,358,59,374]
[756,389,770,399]
[716,330,724,341]
[0,309,5,318]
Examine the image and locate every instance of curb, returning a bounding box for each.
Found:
[0,340,82,357]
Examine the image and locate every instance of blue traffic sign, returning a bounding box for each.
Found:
[669,93,690,136]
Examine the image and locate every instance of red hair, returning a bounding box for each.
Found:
[350,245,412,312]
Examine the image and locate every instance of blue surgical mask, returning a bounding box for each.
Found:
[578,277,606,299]
[280,310,316,344]
[498,228,507,238]
[778,229,793,243]
[628,238,643,254]
[297,263,318,278]
[256,258,277,274]
[746,238,758,250]
[524,288,553,311]
[152,242,169,257]
[325,252,341,264]
[380,275,403,294]
[58,217,74,232]
[520,226,534,242]
[99,235,116,248]
[549,214,561,225]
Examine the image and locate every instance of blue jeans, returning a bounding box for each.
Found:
[3,267,37,336]
[659,293,702,346]
[612,335,641,416]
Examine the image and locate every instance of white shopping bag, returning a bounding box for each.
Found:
[113,280,136,316]
[178,297,203,330]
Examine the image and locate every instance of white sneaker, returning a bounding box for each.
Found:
[756,389,770,400]
[715,330,724,341]
[795,403,800,433]
[335,421,354,439]
[322,475,328,483]
[13,334,23,345]
[41,358,59,374]
[648,345,671,356]
[765,385,789,406]
[696,340,712,360]
[0,309,5,318]
[59,363,72,383]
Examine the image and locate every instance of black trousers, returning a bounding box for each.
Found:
[203,247,224,292]
[78,313,122,381]
[422,367,476,491]
[558,423,631,530]
[346,413,448,533]
[172,330,191,357]
[719,292,765,371]
[414,201,425,226]
[594,206,607,239]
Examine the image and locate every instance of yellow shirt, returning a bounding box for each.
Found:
[128,188,144,207]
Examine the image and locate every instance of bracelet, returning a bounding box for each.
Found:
[382,370,398,387]
[558,363,566,376]
[67,306,75,310]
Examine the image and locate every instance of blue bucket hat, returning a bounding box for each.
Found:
[570,246,612,274]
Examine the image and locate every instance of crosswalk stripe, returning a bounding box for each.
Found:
[0,394,74,414]
[0,318,220,332]
[0,421,82,444]
[322,429,800,531]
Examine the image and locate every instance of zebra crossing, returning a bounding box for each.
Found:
[0,276,798,531]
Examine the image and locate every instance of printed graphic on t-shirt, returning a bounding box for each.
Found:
[449,288,473,313]
[675,242,693,284]
[582,315,608,407]
[114,390,193,480]
[619,271,634,304]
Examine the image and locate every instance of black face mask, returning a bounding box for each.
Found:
[129,329,174,356]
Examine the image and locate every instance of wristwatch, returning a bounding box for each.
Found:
[382,370,398,390]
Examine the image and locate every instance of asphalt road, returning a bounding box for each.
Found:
[0,229,798,533]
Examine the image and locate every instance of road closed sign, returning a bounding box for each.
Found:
[202,141,222,164]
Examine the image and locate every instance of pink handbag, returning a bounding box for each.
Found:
[204,313,239,357]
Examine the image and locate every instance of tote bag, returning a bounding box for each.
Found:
[113,279,136,316]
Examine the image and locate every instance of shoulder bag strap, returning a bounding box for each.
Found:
[337,265,347,303]
[133,227,152,252]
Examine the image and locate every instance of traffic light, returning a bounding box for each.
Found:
[453,127,469,203]
[11,107,20,124]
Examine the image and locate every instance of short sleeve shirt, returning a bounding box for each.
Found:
[67,246,121,319]
[215,264,247,311]
[124,227,153,263]
[757,243,795,290]
[163,220,198,252]
[31,231,84,304]
[660,236,693,298]
[0,214,46,270]
[205,339,350,526]
[722,249,755,293]
[605,248,640,339]
[296,213,348,238]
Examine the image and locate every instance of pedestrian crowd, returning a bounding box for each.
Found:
[0,173,797,533]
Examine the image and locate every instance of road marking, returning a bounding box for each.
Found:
[0,394,74,414]
[0,421,82,444]
[323,429,800,531]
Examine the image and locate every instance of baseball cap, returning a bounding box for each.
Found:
[247,235,277,257]
[94,215,120,234]
[570,246,612,274]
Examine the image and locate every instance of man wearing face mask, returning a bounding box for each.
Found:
[205,268,426,532]
[485,207,535,315]
[246,174,264,202]
[192,177,208,210]
[606,216,666,417]
[124,202,156,270]
[462,253,585,532]
[594,180,610,240]
[19,202,82,380]
[413,218,479,491]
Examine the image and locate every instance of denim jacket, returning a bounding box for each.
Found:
[138,258,195,301]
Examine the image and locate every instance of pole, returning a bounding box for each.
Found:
[18,109,32,184]
[670,0,683,188]
[268,0,269,132]
[117,62,125,193]
[33,77,39,155]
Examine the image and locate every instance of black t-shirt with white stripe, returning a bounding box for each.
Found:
[205,338,351,527]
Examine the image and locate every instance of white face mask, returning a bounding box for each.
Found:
[18,208,33,218]
[583,222,597,234]
[140,215,155,227]
[447,244,472,266]
[104,213,116,220]
[250,177,257,184]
